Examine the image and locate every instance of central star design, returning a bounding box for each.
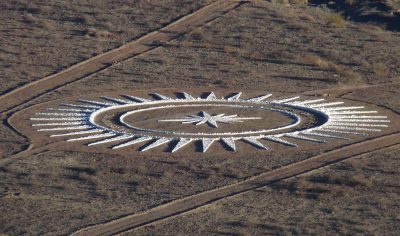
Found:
[158,111,262,128]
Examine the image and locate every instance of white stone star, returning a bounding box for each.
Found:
[158,111,262,128]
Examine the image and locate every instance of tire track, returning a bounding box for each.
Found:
[72,131,400,236]
[0,0,248,114]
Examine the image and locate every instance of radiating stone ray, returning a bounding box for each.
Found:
[308,102,345,108]
[328,123,388,127]
[289,99,325,105]
[32,122,85,126]
[61,103,102,109]
[284,133,326,143]
[50,129,104,137]
[47,108,95,112]
[202,138,215,152]
[329,119,390,123]
[122,95,150,103]
[317,128,368,136]
[152,93,172,100]
[78,99,117,107]
[301,131,349,140]
[243,137,268,150]
[246,94,272,102]
[35,113,86,117]
[205,92,217,100]
[100,96,132,104]
[327,111,378,115]
[88,134,134,146]
[37,125,92,131]
[263,136,298,147]
[226,93,242,101]
[171,138,192,153]
[271,96,300,103]
[322,106,365,111]
[112,136,152,149]
[30,117,86,121]
[181,92,195,100]
[141,138,171,152]
[68,132,116,142]
[221,138,236,152]
[329,115,387,119]
[324,126,381,132]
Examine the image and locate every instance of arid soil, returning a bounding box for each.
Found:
[131,145,400,235]
[0,0,215,95]
[1,0,400,235]
[74,132,400,235]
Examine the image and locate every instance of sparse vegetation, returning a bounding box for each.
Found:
[1,0,400,235]
[289,0,308,4]
[0,0,216,96]
[372,63,389,77]
[133,147,400,235]
[301,54,363,84]
[202,42,213,49]
[302,54,330,69]
[328,13,346,27]
[345,0,356,6]
[223,46,238,54]
[85,28,113,39]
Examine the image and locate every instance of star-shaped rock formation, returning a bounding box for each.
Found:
[158,111,261,128]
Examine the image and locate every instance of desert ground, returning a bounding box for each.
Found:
[1,0,400,235]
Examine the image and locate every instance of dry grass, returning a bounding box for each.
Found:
[202,42,213,49]
[132,147,400,235]
[0,0,216,96]
[85,28,113,39]
[372,63,389,76]
[2,1,400,235]
[223,46,238,54]
[337,68,363,84]
[289,0,308,4]
[301,54,363,84]
[328,13,346,27]
[302,54,330,69]
[358,24,390,42]
[345,0,356,6]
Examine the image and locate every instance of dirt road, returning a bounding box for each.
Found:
[73,131,400,235]
[0,0,247,114]
[1,0,399,235]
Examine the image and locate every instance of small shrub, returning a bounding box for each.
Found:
[301,54,363,84]
[302,54,329,69]
[203,42,213,49]
[271,0,289,4]
[289,0,308,4]
[328,13,345,27]
[345,0,356,6]
[223,46,237,54]
[86,27,112,38]
[372,63,389,76]
[341,71,362,84]
[190,28,203,41]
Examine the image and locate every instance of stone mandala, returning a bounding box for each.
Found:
[30,92,390,153]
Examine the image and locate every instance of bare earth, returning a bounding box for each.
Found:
[1,0,400,235]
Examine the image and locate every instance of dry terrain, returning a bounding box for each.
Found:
[0,0,215,95]
[1,0,400,235]
[131,145,400,235]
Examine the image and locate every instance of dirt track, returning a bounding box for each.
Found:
[1,0,399,235]
[0,0,246,114]
[72,131,400,235]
